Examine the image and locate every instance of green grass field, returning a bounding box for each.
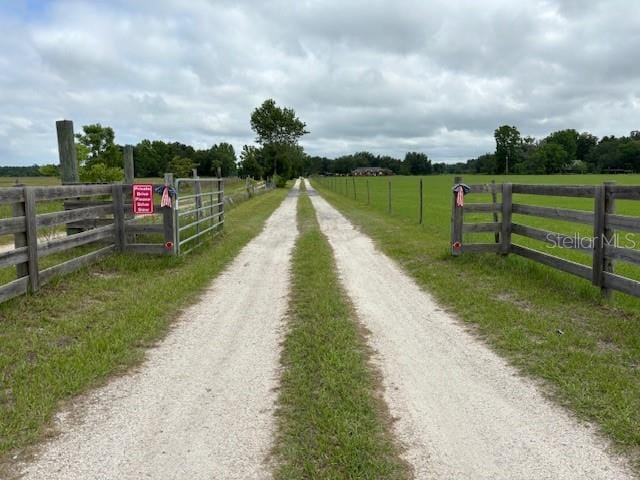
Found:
[319,174,640,293]
[312,175,640,469]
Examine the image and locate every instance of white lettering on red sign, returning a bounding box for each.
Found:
[132,184,154,215]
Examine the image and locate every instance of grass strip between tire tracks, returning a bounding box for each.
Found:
[313,179,640,471]
[274,185,409,479]
[0,188,289,462]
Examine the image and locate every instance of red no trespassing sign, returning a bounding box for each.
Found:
[132,184,154,215]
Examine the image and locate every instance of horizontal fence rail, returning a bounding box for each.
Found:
[0,183,122,304]
[451,177,640,299]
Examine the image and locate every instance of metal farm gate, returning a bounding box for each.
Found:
[173,176,224,255]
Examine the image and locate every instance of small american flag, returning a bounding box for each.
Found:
[456,188,464,207]
[161,186,172,208]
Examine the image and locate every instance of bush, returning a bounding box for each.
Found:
[79,163,124,183]
[274,174,288,188]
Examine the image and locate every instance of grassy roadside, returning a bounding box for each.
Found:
[274,185,409,479]
[0,188,288,460]
[312,181,640,469]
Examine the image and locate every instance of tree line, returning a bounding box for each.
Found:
[4,103,638,179]
[452,126,640,175]
[303,127,640,176]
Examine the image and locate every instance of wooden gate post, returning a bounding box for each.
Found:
[451,176,463,256]
[112,184,125,252]
[491,180,499,243]
[499,183,513,255]
[56,120,82,236]
[123,145,134,185]
[23,187,39,292]
[56,120,79,184]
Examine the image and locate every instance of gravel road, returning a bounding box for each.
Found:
[305,179,634,480]
[15,180,300,480]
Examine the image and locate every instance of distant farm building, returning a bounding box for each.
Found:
[351,166,392,176]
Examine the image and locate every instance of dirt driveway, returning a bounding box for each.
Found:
[15,180,300,480]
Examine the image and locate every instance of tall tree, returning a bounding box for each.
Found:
[404,152,432,175]
[576,132,598,161]
[250,99,308,146]
[544,129,579,160]
[494,125,521,174]
[238,145,264,178]
[249,99,309,179]
[210,142,237,176]
[75,124,122,168]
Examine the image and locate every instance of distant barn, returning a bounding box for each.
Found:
[351,166,392,176]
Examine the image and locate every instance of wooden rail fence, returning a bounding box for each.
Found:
[451,177,640,298]
[0,176,226,305]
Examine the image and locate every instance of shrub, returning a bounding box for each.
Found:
[274,174,288,188]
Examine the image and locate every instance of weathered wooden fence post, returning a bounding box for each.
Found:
[367,179,370,206]
[56,120,82,235]
[123,145,134,185]
[345,176,349,196]
[603,182,616,295]
[451,176,463,256]
[593,182,615,298]
[500,183,513,255]
[23,187,39,292]
[491,180,499,243]
[419,178,424,224]
[352,176,357,200]
[387,178,392,214]
[112,184,125,252]
[122,145,134,226]
[56,120,79,184]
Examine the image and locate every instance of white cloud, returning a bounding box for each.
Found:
[0,0,638,166]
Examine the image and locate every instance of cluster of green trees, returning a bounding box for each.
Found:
[304,127,639,177]
[305,151,432,176]
[451,127,640,175]
[134,140,237,178]
[0,165,45,177]
[31,99,310,182]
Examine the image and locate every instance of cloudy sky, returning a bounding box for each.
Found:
[1,0,639,166]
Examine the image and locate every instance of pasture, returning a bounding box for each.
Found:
[319,174,640,297]
[313,175,640,465]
